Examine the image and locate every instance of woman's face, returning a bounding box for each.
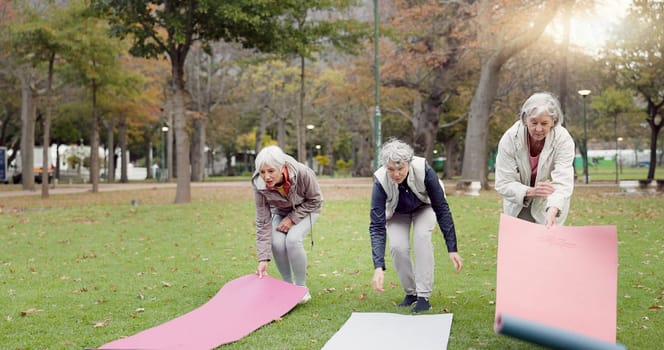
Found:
[386,160,409,184]
[259,164,284,187]
[526,113,555,142]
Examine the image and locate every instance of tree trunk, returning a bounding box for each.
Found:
[297,55,306,163]
[119,117,128,183]
[42,53,55,199]
[146,137,154,179]
[277,114,286,149]
[167,105,174,182]
[20,74,35,191]
[352,132,373,176]
[645,100,663,180]
[173,78,191,203]
[461,57,502,186]
[442,137,461,179]
[191,115,205,181]
[106,117,115,183]
[90,80,100,193]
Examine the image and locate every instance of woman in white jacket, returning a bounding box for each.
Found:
[495,92,575,228]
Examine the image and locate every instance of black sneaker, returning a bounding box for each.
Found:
[397,294,418,307]
[412,297,432,313]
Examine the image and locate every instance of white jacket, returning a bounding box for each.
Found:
[494,121,575,225]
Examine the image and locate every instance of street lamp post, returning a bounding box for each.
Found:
[614,112,619,184]
[161,124,169,181]
[306,124,315,168]
[617,137,623,177]
[578,89,591,184]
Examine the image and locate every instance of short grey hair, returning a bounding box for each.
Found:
[379,138,414,166]
[255,145,290,170]
[519,92,565,126]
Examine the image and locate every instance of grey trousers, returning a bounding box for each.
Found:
[271,213,319,287]
[387,206,436,298]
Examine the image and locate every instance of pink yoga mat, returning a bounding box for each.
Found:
[494,214,618,343]
[97,274,308,350]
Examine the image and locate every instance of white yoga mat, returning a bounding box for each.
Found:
[322,312,454,350]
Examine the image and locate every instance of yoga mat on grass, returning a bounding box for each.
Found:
[96,274,307,350]
[322,312,454,350]
[495,214,623,349]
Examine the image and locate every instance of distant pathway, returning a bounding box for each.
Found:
[0,178,375,199]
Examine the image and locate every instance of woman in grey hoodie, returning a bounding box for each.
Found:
[251,145,323,303]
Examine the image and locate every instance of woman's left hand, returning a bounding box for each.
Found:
[277,217,293,232]
[545,207,559,228]
[449,252,463,273]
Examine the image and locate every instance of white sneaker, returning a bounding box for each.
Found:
[299,292,311,304]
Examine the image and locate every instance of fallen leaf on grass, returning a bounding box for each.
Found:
[161,281,172,287]
[93,320,109,328]
[131,308,145,318]
[648,305,662,310]
[20,308,42,316]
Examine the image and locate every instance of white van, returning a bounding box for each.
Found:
[7,148,54,184]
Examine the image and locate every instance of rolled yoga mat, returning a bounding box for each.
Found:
[495,314,626,350]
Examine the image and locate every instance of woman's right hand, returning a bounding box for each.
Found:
[527,181,555,198]
[372,268,384,292]
[256,261,269,278]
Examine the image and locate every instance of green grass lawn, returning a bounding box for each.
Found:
[0,181,662,349]
[576,161,662,182]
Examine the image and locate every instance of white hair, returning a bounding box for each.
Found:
[254,145,294,170]
[379,138,414,166]
[520,92,565,126]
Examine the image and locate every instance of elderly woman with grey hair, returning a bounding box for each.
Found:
[495,92,575,228]
[369,139,463,313]
[251,145,322,303]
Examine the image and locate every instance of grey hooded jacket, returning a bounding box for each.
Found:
[251,161,322,261]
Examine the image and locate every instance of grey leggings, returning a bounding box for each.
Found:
[387,205,436,298]
[271,213,319,287]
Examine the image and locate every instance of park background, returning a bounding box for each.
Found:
[1,0,662,202]
[1,0,663,348]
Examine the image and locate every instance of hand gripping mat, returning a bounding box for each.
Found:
[96,274,308,350]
